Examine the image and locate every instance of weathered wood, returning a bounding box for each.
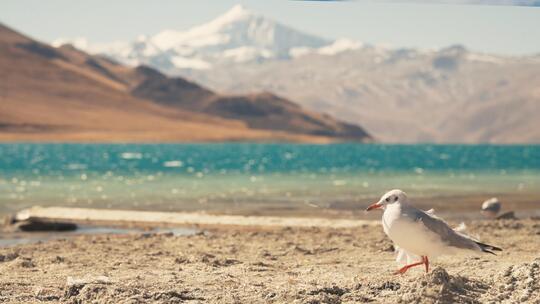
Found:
[15,206,375,228]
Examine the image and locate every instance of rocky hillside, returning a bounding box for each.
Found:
[130,66,368,139]
[188,46,540,143]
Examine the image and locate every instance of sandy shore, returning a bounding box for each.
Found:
[0,218,539,303]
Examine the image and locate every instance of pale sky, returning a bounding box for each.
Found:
[1,0,540,55]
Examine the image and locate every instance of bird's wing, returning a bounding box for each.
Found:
[412,209,480,251]
[425,209,467,233]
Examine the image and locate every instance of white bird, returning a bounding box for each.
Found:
[481,197,501,218]
[366,189,501,274]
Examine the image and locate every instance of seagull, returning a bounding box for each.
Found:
[481,197,501,218]
[366,189,502,274]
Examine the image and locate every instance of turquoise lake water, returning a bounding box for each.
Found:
[0,143,538,215]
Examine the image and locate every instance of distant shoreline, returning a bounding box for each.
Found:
[2,192,539,223]
[2,140,540,145]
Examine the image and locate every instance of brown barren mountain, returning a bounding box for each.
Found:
[0,23,370,143]
[130,66,368,139]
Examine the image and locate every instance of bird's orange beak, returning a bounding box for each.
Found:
[366,202,383,211]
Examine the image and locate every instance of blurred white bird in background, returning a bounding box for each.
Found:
[481,197,502,218]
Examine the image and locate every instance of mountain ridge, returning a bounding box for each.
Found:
[48,5,540,143]
[52,4,349,71]
[0,22,371,143]
[186,47,540,143]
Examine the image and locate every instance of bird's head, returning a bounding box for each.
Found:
[365,189,408,211]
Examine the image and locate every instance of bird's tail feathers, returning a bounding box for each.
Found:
[475,241,502,255]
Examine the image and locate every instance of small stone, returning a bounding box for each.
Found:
[19,257,35,268]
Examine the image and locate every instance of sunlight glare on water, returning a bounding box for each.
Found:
[0,143,538,214]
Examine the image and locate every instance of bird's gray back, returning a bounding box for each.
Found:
[404,205,479,251]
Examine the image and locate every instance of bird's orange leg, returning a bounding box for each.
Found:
[394,256,427,275]
[424,256,429,273]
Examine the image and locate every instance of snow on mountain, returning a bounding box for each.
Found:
[170,56,212,70]
[53,4,362,71]
[290,38,363,58]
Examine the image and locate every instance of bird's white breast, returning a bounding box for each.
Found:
[382,203,448,257]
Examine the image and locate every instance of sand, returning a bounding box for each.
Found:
[0,218,539,303]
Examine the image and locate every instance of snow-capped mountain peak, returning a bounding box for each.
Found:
[212,4,253,25]
[150,5,261,51]
[54,4,362,71]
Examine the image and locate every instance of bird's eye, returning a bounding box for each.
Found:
[394,196,398,202]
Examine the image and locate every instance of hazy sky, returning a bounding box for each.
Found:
[2,0,540,55]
